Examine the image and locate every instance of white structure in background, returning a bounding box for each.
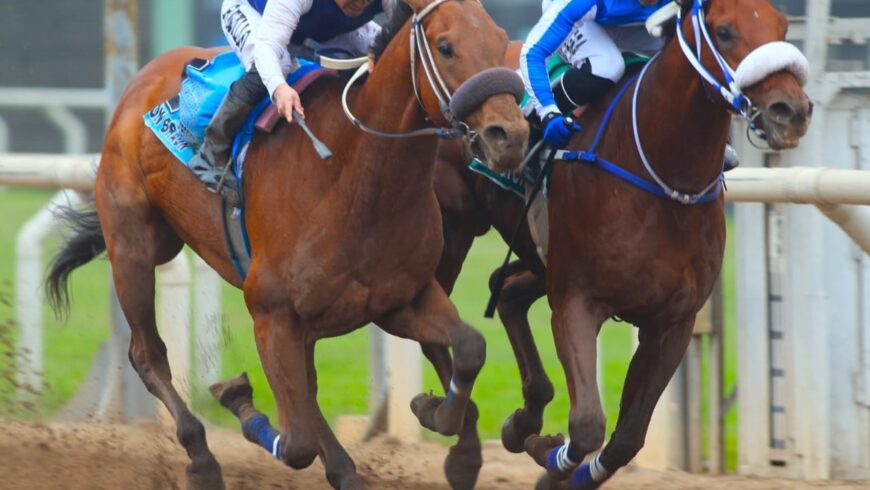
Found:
[733,0,870,480]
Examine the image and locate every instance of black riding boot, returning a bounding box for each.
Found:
[189,69,269,205]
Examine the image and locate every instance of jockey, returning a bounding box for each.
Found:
[520,0,669,149]
[189,0,402,200]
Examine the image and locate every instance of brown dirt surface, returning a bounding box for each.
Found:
[0,419,865,490]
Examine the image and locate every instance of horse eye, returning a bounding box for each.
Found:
[715,25,734,43]
[438,42,454,58]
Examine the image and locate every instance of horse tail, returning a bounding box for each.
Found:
[46,206,106,317]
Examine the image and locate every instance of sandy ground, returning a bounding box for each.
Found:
[0,419,865,490]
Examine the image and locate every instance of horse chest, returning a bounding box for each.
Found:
[284,209,443,325]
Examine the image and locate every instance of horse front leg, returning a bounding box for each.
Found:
[491,263,553,453]
[572,317,695,489]
[524,290,608,487]
[420,343,482,490]
[377,280,486,439]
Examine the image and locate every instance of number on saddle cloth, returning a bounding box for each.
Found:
[143,51,326,168]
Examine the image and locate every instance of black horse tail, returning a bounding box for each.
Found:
[46,207,106,317]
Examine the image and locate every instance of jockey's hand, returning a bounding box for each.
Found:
[274,84,304,123]
[367,53,376,74]
[542,112,581,149]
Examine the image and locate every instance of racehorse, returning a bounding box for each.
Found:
[430,0,812,487]
[44,0,529,488]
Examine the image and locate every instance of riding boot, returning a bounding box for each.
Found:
[723,143,740,171]
[188,69,268,206]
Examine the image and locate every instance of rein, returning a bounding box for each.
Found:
[341,0,524,140]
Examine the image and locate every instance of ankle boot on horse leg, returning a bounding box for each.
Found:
[189,69,268,203]
[209,373,282,456]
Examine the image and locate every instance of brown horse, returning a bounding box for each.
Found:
[430,0,812,487]
[45,1,528,489]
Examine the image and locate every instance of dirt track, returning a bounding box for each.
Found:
[0,419,865,490]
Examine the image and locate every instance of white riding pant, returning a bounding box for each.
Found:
[557,9,664,83]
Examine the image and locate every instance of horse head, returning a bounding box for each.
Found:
[675,0,812,150]
[403,0,530,172]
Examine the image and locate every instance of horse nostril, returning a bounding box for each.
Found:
[768,101,796,123]
[484,125,509,144]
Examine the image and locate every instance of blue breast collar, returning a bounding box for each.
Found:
[557,72,723,205]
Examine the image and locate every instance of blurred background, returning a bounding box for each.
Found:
[0,0,868,484]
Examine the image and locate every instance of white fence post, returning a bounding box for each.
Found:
[14,190,82,400]
[193,255,222,388]
[386,335,422,443]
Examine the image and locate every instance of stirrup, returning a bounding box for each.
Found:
[211,163,241,207]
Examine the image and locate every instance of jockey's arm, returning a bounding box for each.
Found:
[520,0,597,121]
[253,0,314,121]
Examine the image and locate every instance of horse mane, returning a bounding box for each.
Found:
[370,3,414,61]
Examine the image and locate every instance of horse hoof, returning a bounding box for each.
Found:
[209,372,253,412]
[410,393,443,433]
[524,433,566,468]
[339,473,367,490]
[535,472,570,490]
[186,456,225,490]
[444,442,482,490]
[501,409,543,454]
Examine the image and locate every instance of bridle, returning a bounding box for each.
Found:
[629,0,810,204]
[341,0,524,140]
[675,0,809,138]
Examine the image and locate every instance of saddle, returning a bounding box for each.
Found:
[143,50,341,280]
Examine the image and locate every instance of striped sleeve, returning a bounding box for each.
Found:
[520,0,597,119]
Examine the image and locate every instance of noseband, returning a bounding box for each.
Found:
[341,0,524,140]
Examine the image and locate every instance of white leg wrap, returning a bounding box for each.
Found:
[556,442,580,472]
[589,453,610,482]
[449,378,464,397]
[271,434,281,458]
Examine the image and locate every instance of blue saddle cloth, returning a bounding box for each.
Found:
[143,50,321,176]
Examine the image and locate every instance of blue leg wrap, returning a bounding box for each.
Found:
[545,443,580,474]
[569,454,610,490]
[241,414,282,459]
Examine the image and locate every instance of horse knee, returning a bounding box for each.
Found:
[568,411,606,458]
[451,325,486,384]
[177,412,209,454]
[280,432,319,470]
[522,377,554,406]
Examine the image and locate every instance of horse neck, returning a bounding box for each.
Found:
[345,23,441,198]
[628,36,732,191]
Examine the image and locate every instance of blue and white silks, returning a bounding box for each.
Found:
[520,0,667,119]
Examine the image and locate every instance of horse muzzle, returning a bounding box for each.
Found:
[450,68,529,173]
[736,41,812,150]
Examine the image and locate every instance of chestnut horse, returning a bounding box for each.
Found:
[430,0,812,487]
[45,1,528,489]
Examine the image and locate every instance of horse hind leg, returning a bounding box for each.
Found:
[491,264,553,453]
[420,343,482,490]
[100,186,224,489]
